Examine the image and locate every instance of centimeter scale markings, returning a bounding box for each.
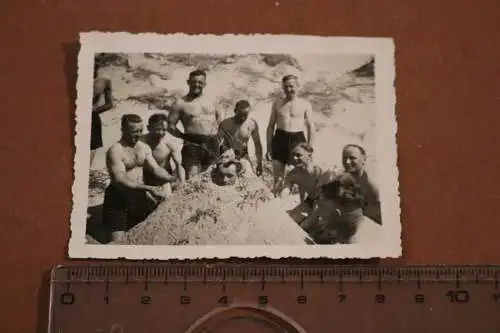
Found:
[49,265,500,333]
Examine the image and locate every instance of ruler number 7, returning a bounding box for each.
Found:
[338,294,346,303]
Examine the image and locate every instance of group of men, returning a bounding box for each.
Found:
[91,64,317,242]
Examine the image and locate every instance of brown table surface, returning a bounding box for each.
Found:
[1,1,499,332]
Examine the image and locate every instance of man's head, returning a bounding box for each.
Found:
[212,160,243,186]
[121,114,144,145]
[282,74,299,99]
[320,172,364,212]
[147,113,168,142]
[233,100,251,124]
[291,143,313,168]
[342,144,366,175]
[187,69,207,97]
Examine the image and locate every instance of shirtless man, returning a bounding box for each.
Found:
[277,143,338,228]
[342,144,382,225]
[141,113,186,193]
[266,75,315,195]
[218,100,263,176]
[91,60,114,167]
[102,114,178,243]
[167,70,224,179]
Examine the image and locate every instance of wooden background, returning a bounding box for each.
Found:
[0,1,499,332]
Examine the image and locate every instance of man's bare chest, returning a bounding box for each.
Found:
[151,145,172,164]
[277,101,305,118]
[122,148,146,170]
[181,101,214,119]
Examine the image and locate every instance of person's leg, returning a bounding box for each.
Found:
[272,159,286,196]
[101,185,129,243]
[89,149,97,169]
[181,143,202,180]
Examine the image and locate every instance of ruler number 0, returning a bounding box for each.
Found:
[60,293,75,305]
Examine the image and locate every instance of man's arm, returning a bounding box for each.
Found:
[166,101,185,139]
[217,120,230,152]
[251,120,263,165]
[93,79,114,114]
[106,145,155,192]
[266,102,277,153]
[143,147,178,183]
[304,101,315,146]
[215,107,224,126]
[169,143,186,183]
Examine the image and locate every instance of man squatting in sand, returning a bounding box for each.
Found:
[141,113,186,194]
[217,100,264,176]
[342,144,381,224]
[276,143,339,227]
[313,172,382,244]
[266,75,315,196]
[102,114,179,243]
[167,70,224,180]
[91,59,114,168]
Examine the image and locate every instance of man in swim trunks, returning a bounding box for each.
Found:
[167,69,224,180]
[342,144,382,225]
[218,100,263,176]
[141,113,186,194]
[266,75,315,196]
[91,59,114,168]
[102,114,178,243]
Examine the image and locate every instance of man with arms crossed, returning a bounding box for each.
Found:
[141,113,186,193]
[103,114,178,243]
[167,70,224,179]
[218,100,263,176]
[266,75,315,196]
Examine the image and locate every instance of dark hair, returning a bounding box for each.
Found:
[121,114,143,128]
[148,113,168,126]
[321,173,364,209]
[188,69,207,80]
[343,144,366,157]
[292,142,314,154]
[282,74,298,83]
[235,100,251,111]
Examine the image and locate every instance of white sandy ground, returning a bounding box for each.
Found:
[86,53,378,244]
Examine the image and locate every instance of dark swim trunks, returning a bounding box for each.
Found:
[90,112,103,150]
[102,184,158,234]
[181,133,220,171]
[271,129,306,165]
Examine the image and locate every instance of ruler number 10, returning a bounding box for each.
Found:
[446,290,470,303]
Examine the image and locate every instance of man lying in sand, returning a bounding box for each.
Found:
[141,113,186,194]
[276,143,338,227]
[342,144,382,224]
[211,149,254,186]
[91,59,114,168]
[266,74,315,196]
[218,100,263,176]
[167,69,224,180]
[313,172,382,244]
[102,114,178,243]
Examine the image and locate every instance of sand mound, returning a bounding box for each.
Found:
[123,170,314,245]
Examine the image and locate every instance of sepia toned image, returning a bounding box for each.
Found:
[69,32,400,259]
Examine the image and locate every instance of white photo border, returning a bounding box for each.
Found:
[68,32,400,260]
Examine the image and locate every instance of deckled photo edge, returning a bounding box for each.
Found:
[68,32,400,260]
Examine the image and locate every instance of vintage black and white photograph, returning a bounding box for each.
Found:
[69,32,400,259]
